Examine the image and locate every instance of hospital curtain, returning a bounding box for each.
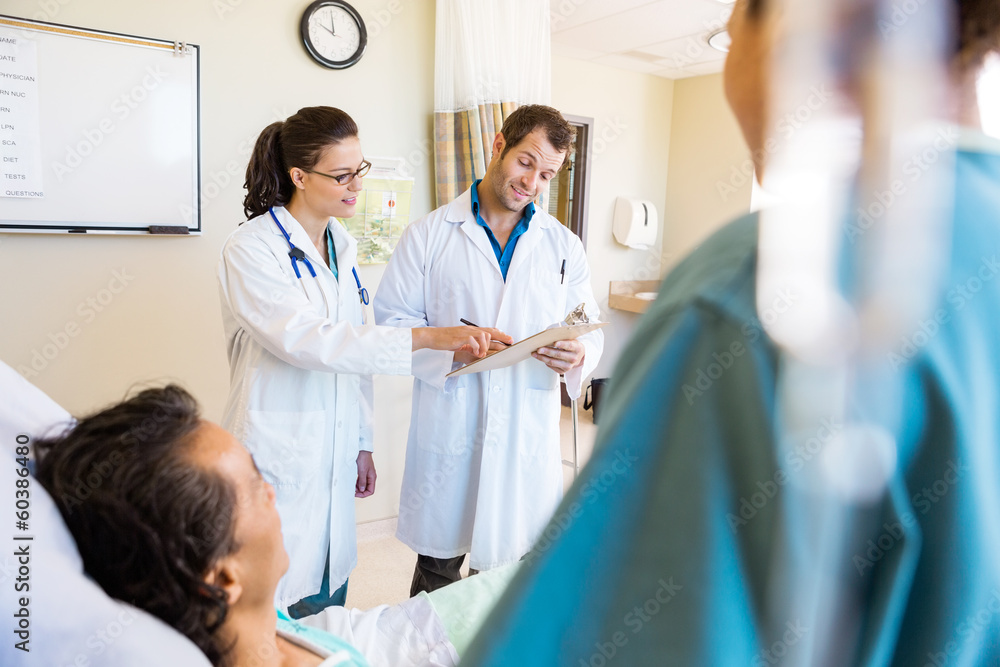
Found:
[433,0,551,208]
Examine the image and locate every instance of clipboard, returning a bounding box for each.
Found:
[446,322,608,377]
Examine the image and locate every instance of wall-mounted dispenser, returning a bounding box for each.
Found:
[612,197,658,249]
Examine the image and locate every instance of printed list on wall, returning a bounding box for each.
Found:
[0,34,44,199]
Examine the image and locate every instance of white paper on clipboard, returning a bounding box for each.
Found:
[446,322,608,377]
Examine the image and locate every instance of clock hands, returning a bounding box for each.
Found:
[318,12,337,37]
[329,13,336,36]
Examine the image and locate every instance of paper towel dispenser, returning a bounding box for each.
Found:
[612,197,658,249]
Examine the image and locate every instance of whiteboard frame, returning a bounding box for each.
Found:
[0,14,201,235]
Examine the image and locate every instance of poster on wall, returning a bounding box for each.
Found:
[340,157,414,264]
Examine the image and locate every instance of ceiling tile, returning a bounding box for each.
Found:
[635,28,727,59]
[652,46,726,69]
[652,59,726,80]
[552,0,706,53]
[552,41,605,61]
[551,0,733,81]
[550,0,659,33]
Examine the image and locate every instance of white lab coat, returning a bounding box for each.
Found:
[374,188,603,571]
[217,206,412,610]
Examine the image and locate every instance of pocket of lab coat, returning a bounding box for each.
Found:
[416,387,468,455]
[521,387,560,459]
[524,268,569,328]
[244,409,327,488]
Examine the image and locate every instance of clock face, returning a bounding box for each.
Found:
[301,0,367,69]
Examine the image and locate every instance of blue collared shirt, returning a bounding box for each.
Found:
[471,179,535,281]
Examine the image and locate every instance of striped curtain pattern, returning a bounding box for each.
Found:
[434,101,518,207]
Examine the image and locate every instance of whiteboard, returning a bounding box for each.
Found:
[0,15,200,234]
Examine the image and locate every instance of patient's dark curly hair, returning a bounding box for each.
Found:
[33,385,238,667]
[744,0,1000,68]
[956,0,1000,68]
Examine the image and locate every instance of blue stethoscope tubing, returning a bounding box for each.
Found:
[269,207,368,306]
[352,267,370,305]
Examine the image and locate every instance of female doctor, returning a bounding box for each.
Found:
[217,106,507,619]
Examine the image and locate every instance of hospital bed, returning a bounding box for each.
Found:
[0,361,515,667]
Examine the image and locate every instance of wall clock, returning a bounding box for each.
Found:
[300,0,367,69]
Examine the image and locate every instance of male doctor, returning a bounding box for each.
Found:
[375,105,603,595]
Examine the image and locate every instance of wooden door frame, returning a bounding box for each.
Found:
[562,114,594,248]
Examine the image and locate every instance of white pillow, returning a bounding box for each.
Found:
[0,361,212,667]
[0,361,74,447]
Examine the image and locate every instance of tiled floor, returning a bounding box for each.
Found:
[345,402,598,610]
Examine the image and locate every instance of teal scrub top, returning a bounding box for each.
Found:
[326,228,339,281]
[462,141,1000,665]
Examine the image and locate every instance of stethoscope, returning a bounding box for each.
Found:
[269,207,369,306]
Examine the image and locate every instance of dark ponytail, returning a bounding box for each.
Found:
[242,106,360,220]
[243,122,285,220]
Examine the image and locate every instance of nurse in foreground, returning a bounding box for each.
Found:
[463,0,1000,664]
[217,106,510,619]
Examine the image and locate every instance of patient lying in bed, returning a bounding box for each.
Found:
[13,378,514,667]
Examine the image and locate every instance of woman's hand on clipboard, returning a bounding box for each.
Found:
[412,325,512,358]
[454,335,512,365]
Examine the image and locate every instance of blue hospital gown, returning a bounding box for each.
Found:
[462,140,1000,665]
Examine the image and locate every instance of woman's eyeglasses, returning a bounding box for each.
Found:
[304,159,372,185]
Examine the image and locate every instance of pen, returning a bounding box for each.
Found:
[560,259,566,284]
[460,318,511,346]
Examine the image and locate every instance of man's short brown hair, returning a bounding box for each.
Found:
[498,104,576,171]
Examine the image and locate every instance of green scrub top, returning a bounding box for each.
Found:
[462,140,1000,665]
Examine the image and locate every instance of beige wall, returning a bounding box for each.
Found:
[551,55,674,379]
[663,73,752,268]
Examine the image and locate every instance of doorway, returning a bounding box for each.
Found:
[547,114,593,246]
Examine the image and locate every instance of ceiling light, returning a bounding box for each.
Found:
[708,29,731,53]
